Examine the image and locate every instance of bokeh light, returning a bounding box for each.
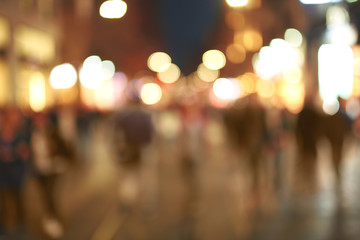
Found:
[241,29,263,52]
[29,72,46,112]
[50,63,77,89]
[326,5,349,26]
[99,0,127,19]
[239,72,257,94]
[226,44,246,64]
[79,56,115,89]
[196,63,219,83]
[323,99,340,115]
[254,38,302,80]
[147,52,172,73]
[326,23,358,46]
[157,63,181,84]
[278,81,305,114]
[84,55,101,66]
[140,83,162,105]
[202,50,226,70]
[284,28,303,47]
[213,78,241,101]
[300,0,342,4]
[283,67,302,84]
[95,79,115,110]
[226,0,249,7]
[102,60,116,80]
[253,49,277,80]
[318,44,354,101]
[353,46,360,96]
[257,79,275,98]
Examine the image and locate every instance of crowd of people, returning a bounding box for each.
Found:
[0,92,357,239]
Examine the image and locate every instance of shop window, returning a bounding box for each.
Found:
[14,24,56,64]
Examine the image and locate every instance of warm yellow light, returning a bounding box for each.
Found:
[197,63,219,82]
[353,46,360,96]
[99,0,127,19]
[157,63,181,84]
[226,44,246,64]
[284,28,303,48]
[213,78,241,101]
[240,72,257,94]
[257,80,275,98]
[147,52,171,72]
[278,81,305,114]
[0,59,10,106]
[80,86,96,108]
[0,17,9,47]
[29,72,46,112]
[242,29,263,52]
[15,25,55,63]
[95,79,115,110]
[147,52,172,72]
[283,67,302,84]
[141,83,162,105]
[79,56,115,89]
[203,50,226,70]
[226,0,249,7]
[50,63,77,89]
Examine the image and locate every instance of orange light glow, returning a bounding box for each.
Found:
[257,80,275,98]
[226,44,246,64]
[29,72,46,112]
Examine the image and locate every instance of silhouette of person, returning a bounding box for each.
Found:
[223,93,267,197]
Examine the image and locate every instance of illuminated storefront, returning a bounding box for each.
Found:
[0,0,59,110]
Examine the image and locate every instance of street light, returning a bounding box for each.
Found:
[99,0,127,19]
[226,0,248,7]
[299,0,341,4]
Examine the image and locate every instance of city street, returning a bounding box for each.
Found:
[4,117,360,240]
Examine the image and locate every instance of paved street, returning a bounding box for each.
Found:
[2,118,360,240]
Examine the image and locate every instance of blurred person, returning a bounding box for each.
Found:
[322,98,352,189]
[76,107,102,163]
[263,107,286,196]
[109,98,155,211]
[0,107,31,234]
[30,110,76,239]
[294,97,323,195]
[178,100,206,238]
[223,93,267,202]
